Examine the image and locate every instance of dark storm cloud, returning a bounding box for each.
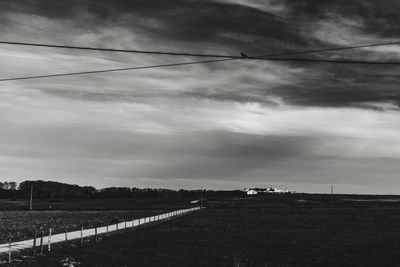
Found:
[268,65,400,108]
[136,131,319,179]
[0,0,307,54]
[283,0,400,38]
[0,121,319,180]
[2,0,400,109]
[10,0,399,43]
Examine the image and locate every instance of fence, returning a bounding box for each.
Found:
[0,206,200,261]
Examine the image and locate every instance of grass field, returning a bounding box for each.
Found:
[0,196,196,211]
[5,193,400,266]
[0,196,199,244]
[0,210,170,244]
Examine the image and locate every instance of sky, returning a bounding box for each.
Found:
[1,0,400,193]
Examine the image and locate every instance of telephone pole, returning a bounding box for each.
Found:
[200,187,203,209]
[29,185,33,211]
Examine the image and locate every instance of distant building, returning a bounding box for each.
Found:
[264,187,289,194]
[244,187,294,195]
[246,189,258,195]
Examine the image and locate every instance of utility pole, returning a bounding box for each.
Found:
[200,187,203,209]
[29,184,33,211]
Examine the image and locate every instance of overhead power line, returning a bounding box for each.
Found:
[1,56,400,83]
[1,40,400,82]
[0,40,400,59]
[0,59,232,82]
[0,41,239,59]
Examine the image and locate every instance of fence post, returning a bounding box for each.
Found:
[8,233,11,263]
[40,228,44,255]
[95,227,98,242]
[48,228,52,253]
[33,230,37,256]
[116,223,118,231]
[106,225,109,237]
[65,227,68,241]
[132,219,134,229]
[125,221,127,229]
[80,226,83,245]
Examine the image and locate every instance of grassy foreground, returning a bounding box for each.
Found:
[0,196,197,244]
[6,194,400,266]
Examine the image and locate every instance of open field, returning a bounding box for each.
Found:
[0,196,201,244]
[0,210,169,244]
[0,196,198,210]
[5,193,400,266]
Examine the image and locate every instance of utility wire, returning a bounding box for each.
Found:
[1,56,400,83]
[1,40,400,82]
[0,41,239,59]
[0,40,400,59]
[0,59,232,82]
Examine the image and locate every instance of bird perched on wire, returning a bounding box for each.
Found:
[240,52,249,58]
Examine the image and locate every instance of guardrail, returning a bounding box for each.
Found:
[0,206,201,261]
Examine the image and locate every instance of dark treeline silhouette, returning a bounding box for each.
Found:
[0,180,240,199]
[0,181,17,190]
[0,181,18,199]
[19,181,97,199]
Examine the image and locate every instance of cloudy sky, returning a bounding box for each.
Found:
[1,0,400,193]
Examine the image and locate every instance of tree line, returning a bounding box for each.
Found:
[0,180,237,199]
[0,181,18,198]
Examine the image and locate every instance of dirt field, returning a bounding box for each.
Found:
[6,194,400,266]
